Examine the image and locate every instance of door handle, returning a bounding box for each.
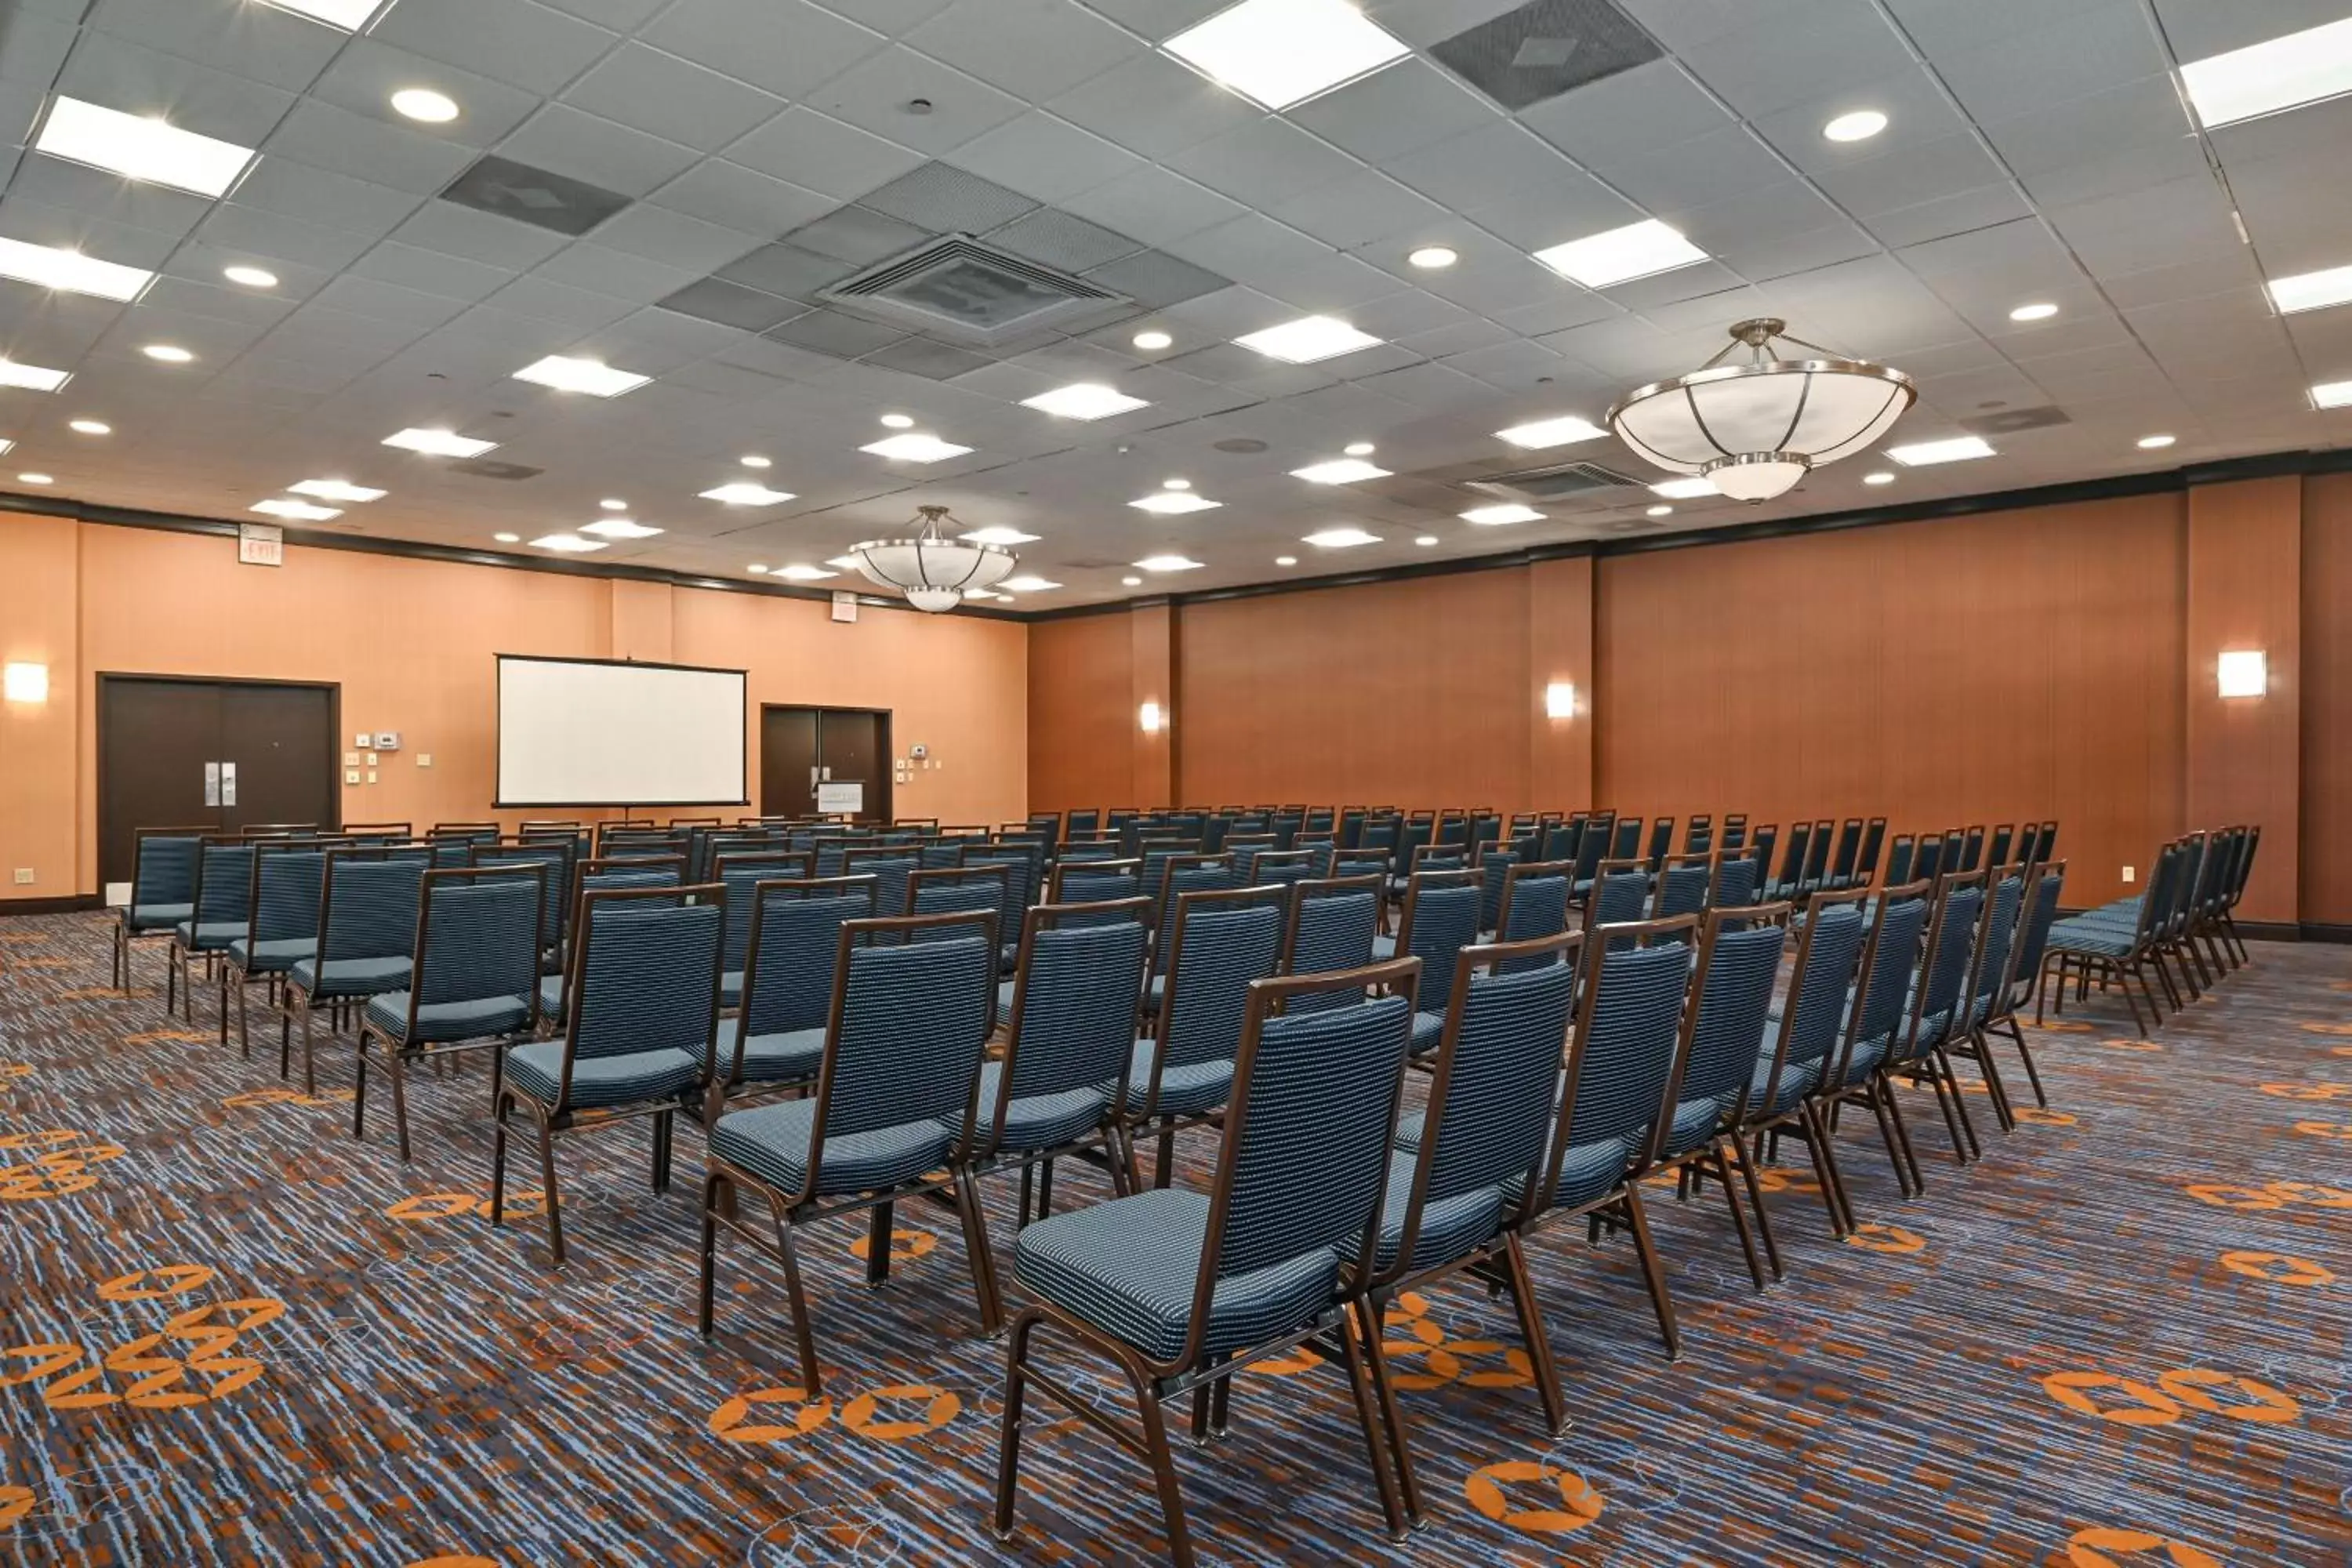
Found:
[221,760,238,808]
[204,761,221,808]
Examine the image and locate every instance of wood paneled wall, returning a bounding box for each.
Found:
[2303,474,2352,927]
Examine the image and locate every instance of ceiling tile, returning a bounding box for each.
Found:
[263,100,481,196]
[347,241,515,303]
[1164,117,1367,212]
[646,161,837,238]
[1926,2,2166,127]
[728,107,926,201]
[1272,169,1454,253]
[1578,125,1793,215]
[1289,57,1501,165]
[536,0,670,26]
[1060,165,1247,249]
[801,43,1025,158]
[369,0,622,97]
[561,42,786,153]
[56,27,299,145]
[1668,0,1915,119]
[390,198,574,270]
[498,104,702,199]
[1047,51,1264,163]
[643,0,887,98]
[903,0,1142,101]
[1861,185,2032,251]
[306,40,547,149]
[805,0,958,34]
[586,202,764,272]
[943,112,1145,205]
[232,159,423,241]
[86,0,344,92]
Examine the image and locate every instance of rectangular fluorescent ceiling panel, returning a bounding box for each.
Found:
[288,479,384,503]
[1290,458,1391,484]
[1163,0,1411,111]
[1134,554,1204,572]
[962,526,1040,545]
[35,97,257,198]
[2267,263,2352,315]
[1462,503,1544,524]
[0,358,73,392]
[256,0,384,25]
[0,439,14,456]
[2180,17,2352,128]
[1130,492,1221,514]
[514,355,650,397]
[1496,416,1606,449]
[2313,379,2352,408]
[700,482,795,506]
[1304,526,1381,548]
[861,433,974,462]
[1534,220,1706,289]
[1234,315,1382,364]
[771,564,836,580]
[529,532,607,553]
[0,237,154,302]
[1649,477,1719,499]
[252,498,339,522]
[383,428,496,458]
[1887,435,1995,466]
[580,517,662,539]
[1020,383,1149,419]
[1000,575,1062,592]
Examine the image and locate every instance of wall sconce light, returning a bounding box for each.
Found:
[1139,700,1166,735]
[2,662,48,703]
[1544,681,1576,720]
[2216,649,2267,699]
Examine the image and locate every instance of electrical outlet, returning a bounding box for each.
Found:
[346,769,360,785]
[12,868,32,885]
[416,753,432,768]
[365,752,379,767]
[2122,865,2135,883]
[366,769,377,784]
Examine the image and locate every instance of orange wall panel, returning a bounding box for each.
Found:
[0,515,85,895]
[2300,474,2352,926]
[1026,612,1135,814]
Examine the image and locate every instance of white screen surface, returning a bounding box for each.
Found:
[495,656,747,807]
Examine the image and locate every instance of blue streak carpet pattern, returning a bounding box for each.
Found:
[1,911,2347,1566]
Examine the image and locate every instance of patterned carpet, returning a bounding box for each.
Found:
[1,910,2347,1568]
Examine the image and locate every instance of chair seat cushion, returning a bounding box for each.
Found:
[1659,1092,1731,1159]
[127,902,191,931]
[710,1097,953,1199]
[538,973,566,1022]
[290,954,411,999]
[1370,934,1397,961]
[1374,1149,1502,1272]
[1127,1040,1232,1119]
[504,1041,699,1109]
[1013,1188,1339,1362]
[1394,1107,1426,1152]
[230,936,314,972]
[1541,1134,1632,1213]
[732,1025,826,1085]
[1138,973,1167,1015]
[2047,923,2132,956]
[1408,1009,1448,1057]
[175,920,247,950]
[365,991,532,1045]
[997,976,1018,1013]
[972,1060,1106,1154]
[720,968,744,1010]
[1748,1049,1822,1116]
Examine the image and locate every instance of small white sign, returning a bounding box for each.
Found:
[816,780,864,815]
[238,522,284,567]
[831,591,858,623]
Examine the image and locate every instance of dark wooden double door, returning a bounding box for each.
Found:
[98,676,340,889]
[760,706,891,822]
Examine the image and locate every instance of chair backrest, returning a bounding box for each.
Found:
[1754,891,1869,1115]
[245,848,327,945]
[985,898,1152,1147]
[1912,833,1946,884]
[802,911,997,1178]
[1799,818,1835,887]
[728,877,879,1074]
[1552,916,1698,1158]
[1985,823,2015,871]
[1188,963,1419,1361]
[129,829,206,913]
[318,852,428,964]
[191,840,257,927]
[1838,883,1930,1076]
[1154,887,1287,1073]
[1495,859,1574,960]
[2129,841,2187,949]
[1381,931,1583,1276]
[1475,848,1519,931]
[1884,833,1918,887]
[1394,869,1484,1014]
[1710,851,1761,909]
[1650,907,1791,1159]
[1771,821,1813,891]
[1049,858,1143,919]
[1065,808,1102,837]
[411,867,544,1013]
[1279,874,1383,1012]
[1902,872,1987,1059]
[1853,817,1887,884]
[1642,815,1675,872]
[1590,862,1652,941]
[1652,852,1715,924]
[908,863,1011,942]
[1154,855,1240,967]
[1719,812,1748,850]
[840,847,920,916]
[560,887,723,1092]
[2005,860,2067,1000]
[1744,822,1777,883]
[1609,816,1643,861]
[1959,825,1986,872]
[1828,818,1864,880]
[1967,869,2027,1021]
[1240,847,1318,894]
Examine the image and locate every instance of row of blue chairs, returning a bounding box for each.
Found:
[2037,826,2258,1036]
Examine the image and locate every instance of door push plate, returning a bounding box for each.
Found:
[220,760,238,808]
[204,761,221,808]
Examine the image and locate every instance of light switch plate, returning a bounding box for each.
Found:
[417,753,432,768]
[346,769,360,785]
[365,753,379,767]
[13,868,32,885]
[354,732,370,749]
[366,770,377,784]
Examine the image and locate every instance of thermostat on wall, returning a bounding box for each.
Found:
[909,742,928,759]
[373,731,401,750]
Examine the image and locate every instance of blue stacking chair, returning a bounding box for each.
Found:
[1363,931,1584,1523]
[1846,818,1887,889]
[1940,866,2028,1131]
[1588,861,1653,942]
[354,865,546,1160]
[1127,884,1286,1189]
[713,850,815,1008]
[1057,839,1122,866]
[113,826,206,995]
[1882,833,1918,888]
[169,839,256,1029]
[1047,856,1143,912]
[1817,881,1932,1200]
[840,845,920,916]
[1475,847,1519,934]
[1710,849,1762,909]
[699,909,1000,1391]
[224,843,326,1059]
[710,876,877,1110]
[495,884,724,1265]
[1065,808,1102,839]
[1743,888,1871,1242]
[1531,913,1698,1359]
[1991,859,2067,1110]
[909,864,1012,949]
[541,856,687,1026]
[1653,851,1715,924]
[1373,869,1483,1059]
[1719,812,1748,851]
[1882,873,1991,1179]
[967,841,1047,968]
[284,851,428,1094]
[994,960,1424,1559]
[1645,906,1792,1291]
[1279,873,1382,1014]
[1236,845,1317,895]
[471,840,572,954]
[959,895,1153,1323]
[1145,854,1238,1012]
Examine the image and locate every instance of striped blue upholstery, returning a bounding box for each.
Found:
[710,1098,949,1197]
[365,991,532,1045]
[1401,883,1482,1016]
[1711,855,1761,909]
[1563,943,1691,1148]
[1154,863,1240,967]
[230,937,313,972]
[1658,923,1785,1157]
[1968,875,2025,1024]
[571,901,722,1066]
[818,935,995,1140]
[1286,890,1378,1014]
[1752,904,1866,1116]
[2008,868,2067,996]
[731,888,873,1065]
[504,1042,699,1108]
[475,846,568,941]
[1548,1133,1635,1211]
[368,879,539,1045]
[1154,903,1284,1076]
[1654,863,1711,924]
[971,1060,1105,1152]
[290,954,410,996]
[1835,896,1929,1088]
[183,846,257,951]
[1901,885,1984,1062]
[1476,852,1519,931]
[246,851,326,949]
[1497,873,1572,974]
[910,873,1007,943]
[847,855,920,916]
[174,920,248,949]
[1375,1151,1501,1272]
[1002,920,1148,1113]
[964,846,1040,913]
[123,836,201,931]
[1055,867,1142,924]
[1590,869,1651,938]
[311,858,426,984]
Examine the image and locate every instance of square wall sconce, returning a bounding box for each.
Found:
[3,662,48,702]
[1544,681,1576,720]
[1139,700,1167,735]
[2216,649,2267,699]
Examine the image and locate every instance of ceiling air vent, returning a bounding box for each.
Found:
[1961,405,2072,436]
[1432,0,1665,111]
[821,234,1132,345]
[448,458,544,481]
[1465,459,1644,503]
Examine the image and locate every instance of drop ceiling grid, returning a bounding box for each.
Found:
[0,0,2338,605]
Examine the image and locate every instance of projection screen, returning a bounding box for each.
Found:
[495,655,748,808]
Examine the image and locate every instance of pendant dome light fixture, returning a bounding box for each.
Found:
[1607,318,1916,503]
[848,503,1017,612]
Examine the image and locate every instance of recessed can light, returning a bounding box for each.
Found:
[1823,110,1888,143]
[747,564,769,574]
[1133,330,1173,350]
[2009,302,2059,322]
[223,264,278,289]
[2137,434,2176,449]
[20,473,54,485]
[68,418,111,436]
[1163,477,1191,490]
[1121,575,1143,586]
[1415,535,1439,546]
[141,344,194,363]
[600,497,628,510]
[1276,556,1298,566]
[1407,245,1458,270]
[391,89,459,123]
[740,455,771,468]
[1343,441,1376,456]
[494,532,520,543]
[879,413,915,428]
[1646,504,1674,517]
[1863,470,1896,485]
